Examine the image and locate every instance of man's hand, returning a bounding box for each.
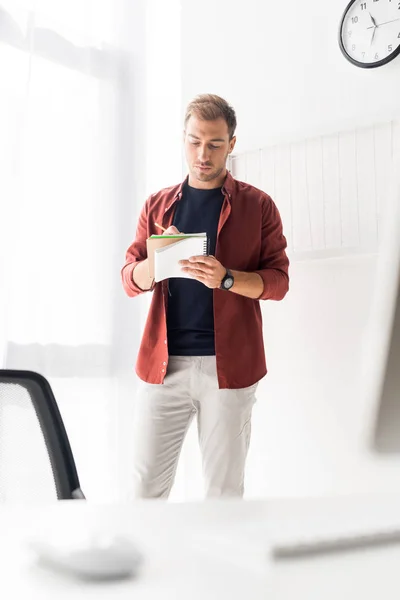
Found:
[163,225,181,235]
[132,226,181,291]
[179,255,226,289]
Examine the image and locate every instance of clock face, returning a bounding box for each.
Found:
[339,0,400,68]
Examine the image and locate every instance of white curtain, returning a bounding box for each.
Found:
[0,0,206,503]
[0,0,147,501]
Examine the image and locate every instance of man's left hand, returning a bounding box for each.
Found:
[179,255,226,289]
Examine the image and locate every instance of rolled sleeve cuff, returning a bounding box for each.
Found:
[255,269,289,301]
[121,263,147,297]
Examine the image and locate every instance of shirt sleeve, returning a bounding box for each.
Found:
[121,197,151,298]
[254,195,290,301]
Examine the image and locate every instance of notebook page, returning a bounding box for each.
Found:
[154,235,207,282]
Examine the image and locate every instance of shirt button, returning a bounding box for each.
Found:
[163,361,167,366]
[161,369,165,373]
[164,339,167,344]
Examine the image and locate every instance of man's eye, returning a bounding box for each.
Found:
[210,145,220,150]
[191,141,200,145]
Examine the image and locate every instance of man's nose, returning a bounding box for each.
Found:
[198,145,210,163]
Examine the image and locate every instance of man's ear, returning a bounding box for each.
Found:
[229,136,237,154]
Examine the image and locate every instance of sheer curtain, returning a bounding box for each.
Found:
[1,0,201,502]
[0,0,146,500]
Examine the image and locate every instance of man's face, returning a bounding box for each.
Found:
[184,116,236,188]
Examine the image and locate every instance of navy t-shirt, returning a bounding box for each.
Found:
[166,183,224,356]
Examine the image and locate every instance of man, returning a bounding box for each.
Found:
[121,94,289,499]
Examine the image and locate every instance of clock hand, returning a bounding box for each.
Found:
[377,17,400,27]
[368,12,378,28]
[367,17,400,29]
[370,24,377,47]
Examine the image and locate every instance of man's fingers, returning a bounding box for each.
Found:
[163,225,181,235]
[181,266,207,277]
[187,255,215,264]
[180,257,216,271]
[181,263,213,275]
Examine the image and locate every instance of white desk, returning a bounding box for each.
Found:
[2,494,400,599]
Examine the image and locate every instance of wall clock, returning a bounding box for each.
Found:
[339,0,400,68]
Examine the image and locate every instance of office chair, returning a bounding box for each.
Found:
[0,370,85,502]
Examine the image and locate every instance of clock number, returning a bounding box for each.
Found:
[375,53,379,59]
[352,16,359,23]
[388,44,393,52]
[362,51,366,57]
[360,2,367,9]
[352,44,356,50]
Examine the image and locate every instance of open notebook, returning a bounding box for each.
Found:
[146,233,208,283]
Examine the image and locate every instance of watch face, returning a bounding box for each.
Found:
[223,277,234,289]
[339,0,400,68]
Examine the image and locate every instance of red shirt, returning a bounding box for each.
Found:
[121,172,289,389]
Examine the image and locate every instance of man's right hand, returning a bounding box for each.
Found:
[132,225,182,291]
[163,226,181,235]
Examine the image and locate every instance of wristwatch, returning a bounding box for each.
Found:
[220,268,234,291]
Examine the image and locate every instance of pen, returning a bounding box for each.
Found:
[154,222,166,232]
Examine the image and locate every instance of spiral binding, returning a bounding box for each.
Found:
[202,237,209,256]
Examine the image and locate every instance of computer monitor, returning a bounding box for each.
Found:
[363,174,400,453]
[373,274,400,452]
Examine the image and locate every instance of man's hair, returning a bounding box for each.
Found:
[184,94,237,140]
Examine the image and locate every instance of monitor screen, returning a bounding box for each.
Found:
[364,175,400,453]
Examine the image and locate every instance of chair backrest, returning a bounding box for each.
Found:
[0,370,84,502]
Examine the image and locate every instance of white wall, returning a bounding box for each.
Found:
[145,0,182,193]
[181,0,400,152]
[178,0,400,498]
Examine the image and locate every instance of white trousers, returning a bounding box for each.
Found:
[132,356,258,499]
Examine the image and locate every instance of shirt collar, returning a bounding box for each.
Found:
[221,170,235,199]
[175,170,235,201]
